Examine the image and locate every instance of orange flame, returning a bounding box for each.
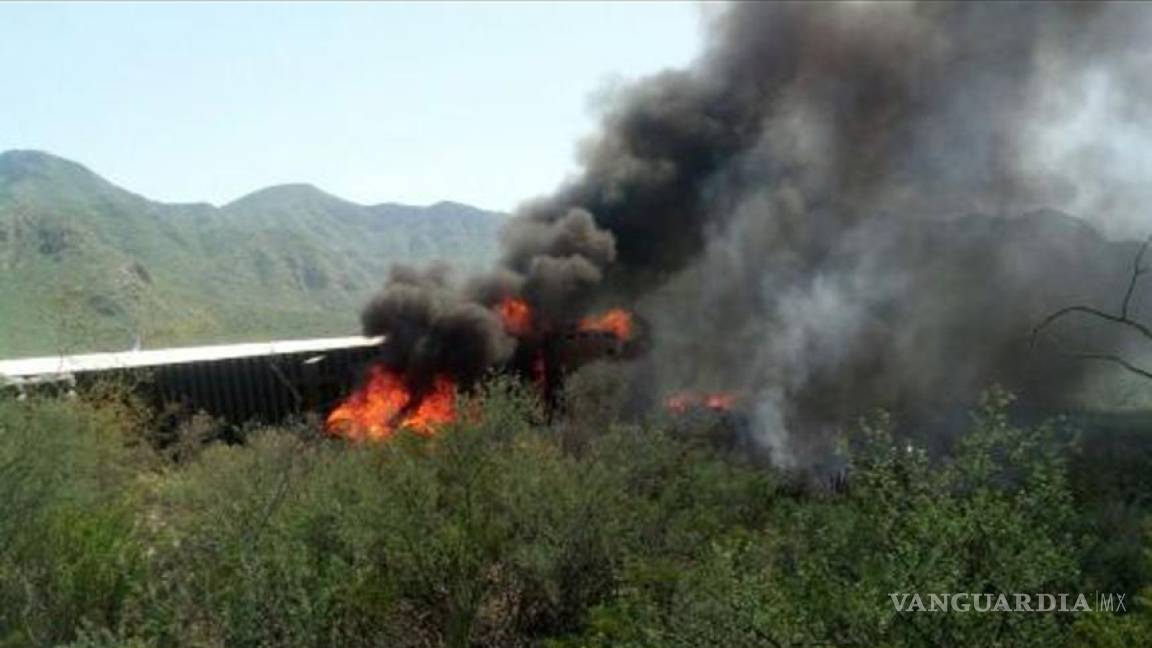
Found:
[665,391,736,414]
[704,393,736,410]
[497,297,534,336]
[578,308,634,340]
[326,365,456,441]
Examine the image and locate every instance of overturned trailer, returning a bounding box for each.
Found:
[0,336,384,425]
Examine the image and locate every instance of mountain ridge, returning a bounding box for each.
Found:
[2,150,503,214]
[0,150,504,357]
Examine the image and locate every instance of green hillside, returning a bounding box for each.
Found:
[0,150,503,357]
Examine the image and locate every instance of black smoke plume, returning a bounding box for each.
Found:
[360,264,514,396]
[361,2,1152,463]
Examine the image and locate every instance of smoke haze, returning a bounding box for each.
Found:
[362,2,1152,464]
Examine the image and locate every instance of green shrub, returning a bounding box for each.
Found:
[124,380,628,647]
[1,382,1145,648]
[0,395,147,647]
[566,389,1089,647]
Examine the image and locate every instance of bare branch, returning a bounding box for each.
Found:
[1031,233,1152,382]
[1070,352,1152,382]
[1121,234,1152,318]
[1031,305,1152,347]
[1037,329,1152,382]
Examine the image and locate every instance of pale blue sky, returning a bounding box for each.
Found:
[0,1,705,211]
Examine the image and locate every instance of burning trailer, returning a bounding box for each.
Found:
[0,336,384,427]
[325,294,646,441]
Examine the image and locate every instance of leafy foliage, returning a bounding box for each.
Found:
[0,394,149,646]
[0,384,1149,647]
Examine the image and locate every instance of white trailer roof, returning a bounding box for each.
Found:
[0,336,383,382]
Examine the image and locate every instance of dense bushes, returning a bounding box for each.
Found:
[0,393,148,646]
[1,383,1150,647]
[570,392,1091,647]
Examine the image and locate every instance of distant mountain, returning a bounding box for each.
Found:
[0,150,504,357]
